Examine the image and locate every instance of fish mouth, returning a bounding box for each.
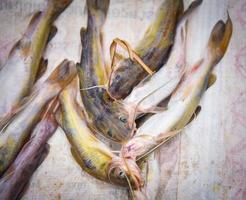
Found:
[108,157,144,189]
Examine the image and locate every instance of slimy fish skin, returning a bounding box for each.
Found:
[108,0,185,99]
[0,100,58,200]
[58,78,143,189]
[77,0,133,142]
[0,0,73,119]
[124,0,202,115]
[0,60,76,176]
[120,15,232,163]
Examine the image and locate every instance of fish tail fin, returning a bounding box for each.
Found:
[86,0,110,28]
[46,0,73,19]
[45,59,77,90]
[23,11,43,38]
[207,13,233,64]
[7,11,42,58]
[179,0,203,22]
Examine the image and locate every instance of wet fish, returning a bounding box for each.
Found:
[0,0,73,119]
[0,59,76,175]
[120,16,232,162]
[108,0,186,99]
[0,100,58,200]
[133,154,160,200]
[77,0,134,142]
[58,78,142,189]
[124,0,202,115]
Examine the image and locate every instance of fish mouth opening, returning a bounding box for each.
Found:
[108,157,143,190]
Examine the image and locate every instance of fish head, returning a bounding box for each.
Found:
[94,111,134,142]
[92,96,135,142]
[108,59,137,100]
[108,157,144,189]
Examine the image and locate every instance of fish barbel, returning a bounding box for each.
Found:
[124,0,202,115]
[77,0,134,142]
[120,15,232,162]
[58,78,143,189]
[108,0,185,99]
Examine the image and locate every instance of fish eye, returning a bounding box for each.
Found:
[107,129,113,137]
[118,171,125,178]
[119,116,127,123]
[115,74,121,81]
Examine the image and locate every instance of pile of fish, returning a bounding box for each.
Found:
[0,0,232,199]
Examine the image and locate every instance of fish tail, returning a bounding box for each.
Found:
[23,11,43,38]
[45,59,77,90]
[86,0,110,29]
[46,0,73,19]
[179,0,203,23]
[207,14,233,64]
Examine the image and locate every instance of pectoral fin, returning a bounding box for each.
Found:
[35,58,48,82]
[207,73,217,90]
[47,26,57,43]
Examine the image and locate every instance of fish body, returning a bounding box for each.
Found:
[0,60,76,175]
[108,0,184,99]
[0,0,73,118]
[77,0,133,142]
[58,79,142,189]
[121,16,233,161]
[0,100,58,200]
[133,154,160,200]
[124,0,202,114]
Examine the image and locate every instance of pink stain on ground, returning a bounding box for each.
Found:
[235,46,246,79]
[236,2,246,31]
[223,92,246,200]
[156,137,180,199]
[0,39,18,67]
[230,91,246,129]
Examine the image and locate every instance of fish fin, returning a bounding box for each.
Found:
[86,0,110,28]
[47,25,58,43]
[46,59,76,90]
[35,58,48,82]
[7,11,43,59]
[186,105,201,125]
[178,0,203,23]
[23,11,43,38]
[207,14,233,63]
[7,40,21,59]
[207,73,217,90]
[46,0,73,19]
[80,27,86,42]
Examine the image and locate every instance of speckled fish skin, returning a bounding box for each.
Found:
[108,0,184,99]
[58,79,142,189]
[0,60,76,176]
[124,0,202,114]
[121,16,233,162]
[0,0,73,119]
[0,100,58,200]
[77,0,133,142]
